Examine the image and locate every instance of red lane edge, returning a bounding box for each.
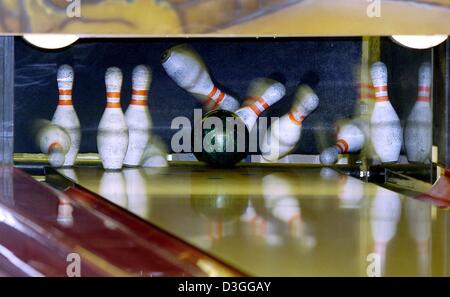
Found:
[64,185,244,277]
[0,166,243,276]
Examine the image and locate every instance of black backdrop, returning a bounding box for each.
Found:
[14,37,364,154]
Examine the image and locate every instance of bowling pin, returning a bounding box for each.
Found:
[370,62,402,163]
[52,65,81,167]
[319,122,365,165]
[141,136,168,168]
[124,65,153,167]
[261,85,319,162]
[404,62,432,163]
[235,78,286,131]
[161,44,240,112]
[97,67,129,170]
[35,120,71,168]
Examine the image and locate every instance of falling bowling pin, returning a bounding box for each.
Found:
[97,67,129,170]
[161,44,240,112]
[124,65,152,166]
[370,62,402,163]
[235,78,286,131]
[141,135,168,168]
[52,65,81,167]
[261,85,319,162]
[35,120,71,168]
[405,62,432,163]
[320,122,365,165]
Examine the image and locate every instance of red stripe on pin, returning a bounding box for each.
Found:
[336,139,349,153]
[106,102,121,108]
[418,86,431,92]
[58,100,73,106]
[132,89,148,96]
[107,92,120,98]
[288,112,303,126]
[417,96,430,102]
[59,89,72,96]
[212,91,225,110]
[130,99,147,106]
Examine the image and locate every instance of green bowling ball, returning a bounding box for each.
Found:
[193,109,249,168]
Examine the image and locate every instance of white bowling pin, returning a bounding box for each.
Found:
[97,67,129,170]
[405,62,432,163]
[370,62,402,163]
[235,78,286,131]
[124,65,153,167]
[320,122,365,165]
[35,120,71,167]
[261,85,319,162]
[52,65,81,167]
[161,44,240,112]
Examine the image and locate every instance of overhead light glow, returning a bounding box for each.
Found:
[391,35,448,49]
[23,34,79,50]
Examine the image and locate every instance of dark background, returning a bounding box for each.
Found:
[13,37,431,155]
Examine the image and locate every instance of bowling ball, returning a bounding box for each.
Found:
[193,109,249,168]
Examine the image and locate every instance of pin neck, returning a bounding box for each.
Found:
[357,83,375,101]
[373,85,389,102]
[204,85,225,110]
[130,89,149,105]
[106,91,121,108]
[417,86,431,102]
[58,89,73,105]
[288,109,305,126]
[336,139,349,154]
[242,96,269,116]
[49,142,63,152]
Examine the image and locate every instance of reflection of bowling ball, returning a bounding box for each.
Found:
[193,109,249,168]
[191,195,248,222]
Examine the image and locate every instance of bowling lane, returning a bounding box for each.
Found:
[60,163,450,276]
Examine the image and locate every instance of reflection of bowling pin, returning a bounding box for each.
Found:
[370,62,402,163]
[99,171,127,208]
[370,187,402,276]
[405,198,431,276]
[161,44,240,112]
[52,65,81,167]
[338,175,364,208]
[57,197,74,228]
[320,122,365,165]
[405,62,432,164]
[124,65,152,167]
[59,168,78,183]
[35,120,71,167]
[235,78,286,131]
[262,173,315,248]
[124,169,150,218]
[97,67,129,170]
[141,135,168,167]
[261,85,319,161]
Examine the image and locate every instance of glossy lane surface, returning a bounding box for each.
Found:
[63,163,450,276]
